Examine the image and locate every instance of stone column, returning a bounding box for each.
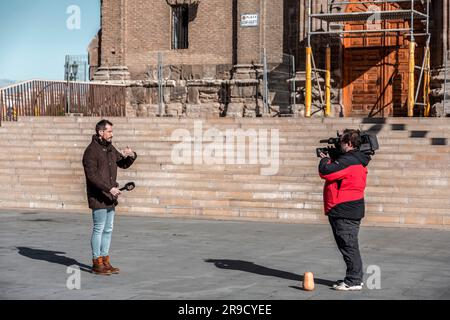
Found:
[93,0,130,81]
[443,0,450,115]
[227,0,262,117]
[443,0,449,64]
[430,0,450,116]
[430,0,446,69]
[232,0,262,80]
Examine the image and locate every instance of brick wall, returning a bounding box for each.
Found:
[124,0,233,79]
[100,0,126,67]
[96,0,291,79]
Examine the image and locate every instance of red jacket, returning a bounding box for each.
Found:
[318,151,371,220]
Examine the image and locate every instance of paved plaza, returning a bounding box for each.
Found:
[1,210,449,300]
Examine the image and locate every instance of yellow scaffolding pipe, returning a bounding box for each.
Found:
[305,47,312,117]
[325,46,331,117]
[408,41,416,117]
[423,47,431,117]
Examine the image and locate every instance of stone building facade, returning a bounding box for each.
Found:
[89,0,450,117]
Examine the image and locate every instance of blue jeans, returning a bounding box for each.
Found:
[91,208,115,259]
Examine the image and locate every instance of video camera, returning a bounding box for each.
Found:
[316,130,379,159]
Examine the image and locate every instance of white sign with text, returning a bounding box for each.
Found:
[241,14,259,27]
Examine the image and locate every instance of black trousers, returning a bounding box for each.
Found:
[328,216,363,286]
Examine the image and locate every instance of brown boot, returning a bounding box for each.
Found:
[102,256,120,274]
[92,257,112,275]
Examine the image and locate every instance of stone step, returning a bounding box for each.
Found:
[0,139,447,152]
[2,122,447,134]
[1,174,448,197]
[0,169,448,195]
[1,126,447,138]
[1,187,448,206]
[2,148,448,162]
[1,135,446,148]
[2,134,445,146]
[1,192,447,218]
[0,198,448,228]
[4,124,449,138]
[2,164,449,180]
[2,131,446,141]
[0,120,396,128]
[1,164,449,179]
[0,198,324,221]
[2,169,448,188]
[1,184,448,208]
[3,128,444,138]
[4,149,444,161]
[1,144,446,159]
[0,188,449,218]
[3,154,449,169]
[3,122,448,134]
[10,116,450,124]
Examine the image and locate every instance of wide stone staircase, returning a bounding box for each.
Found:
[0,116,449,229]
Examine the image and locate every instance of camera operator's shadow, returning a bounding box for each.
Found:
[16,247,91,273]
[204,259,335,288]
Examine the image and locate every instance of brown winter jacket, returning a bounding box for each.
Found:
[82,135,137,209]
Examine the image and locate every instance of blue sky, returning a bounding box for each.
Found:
[0,0,100,82]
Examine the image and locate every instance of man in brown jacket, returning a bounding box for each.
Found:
[82,119,137,275]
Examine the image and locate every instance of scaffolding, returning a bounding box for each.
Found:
[305,0,431,117]
[443,51,450,115]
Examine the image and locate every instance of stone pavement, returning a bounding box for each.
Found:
[0,210,449,300]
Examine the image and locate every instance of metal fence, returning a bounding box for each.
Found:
[0,80,127,125]
[157,52,166,116]
[263,53,295,115]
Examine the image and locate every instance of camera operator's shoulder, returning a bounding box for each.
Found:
[340,152,361,166]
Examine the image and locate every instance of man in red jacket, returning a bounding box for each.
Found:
[318,129,371,291]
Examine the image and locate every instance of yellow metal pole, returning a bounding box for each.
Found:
[325,46,331,117]
[423,48,431,117]
[305,47,312,117]
[408,41,416,117]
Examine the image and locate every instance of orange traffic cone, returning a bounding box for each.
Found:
[302,272,315,291]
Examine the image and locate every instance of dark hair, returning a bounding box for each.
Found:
[95,120,113,135]
[341,129,361,149]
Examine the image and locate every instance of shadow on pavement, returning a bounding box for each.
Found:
[205,259,334,288]
[16,247,91,273]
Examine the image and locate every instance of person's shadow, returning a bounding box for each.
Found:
[16,247,91,273]
[204,259,335,289]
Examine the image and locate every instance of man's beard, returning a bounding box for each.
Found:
[98,136,112,146]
